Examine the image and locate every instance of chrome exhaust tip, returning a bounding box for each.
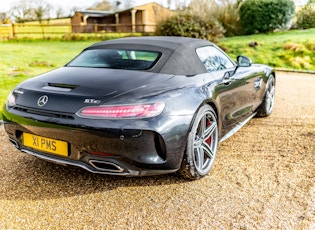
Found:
[89,160,124,173]
[9,137,20,149]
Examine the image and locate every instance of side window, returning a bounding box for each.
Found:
[196,46,235,72]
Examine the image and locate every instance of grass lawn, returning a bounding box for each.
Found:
[0,29,314,119]
[0,40,96,119]
[218,29,315,71]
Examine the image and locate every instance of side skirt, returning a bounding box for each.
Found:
[219,112,257,143]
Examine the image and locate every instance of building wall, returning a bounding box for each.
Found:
[71,3,173,33]
[71,12,84,33]
[135,3,174,32]
[136,11,143,32]
[116,3,173,33]
[118,11,132,32]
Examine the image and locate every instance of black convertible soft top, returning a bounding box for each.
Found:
[86,36,214,75]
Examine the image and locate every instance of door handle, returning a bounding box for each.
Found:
[223,79,232,85]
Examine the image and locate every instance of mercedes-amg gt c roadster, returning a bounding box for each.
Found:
[3,36,275,179]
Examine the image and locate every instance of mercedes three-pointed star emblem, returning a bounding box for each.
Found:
[37,95,49,107]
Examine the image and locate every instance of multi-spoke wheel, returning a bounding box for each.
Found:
[257,75,275,117]
[179,105,218,180]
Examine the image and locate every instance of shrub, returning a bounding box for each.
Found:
[216,1,242,37]
[295,3,315,29]
[239,0,295,35]
[155,12,225,41]
[188,0,242,37]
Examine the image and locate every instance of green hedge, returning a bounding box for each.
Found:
[239,0,295,34]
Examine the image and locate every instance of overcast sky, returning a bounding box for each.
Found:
[0,0,175,12]
[0,0,309,13]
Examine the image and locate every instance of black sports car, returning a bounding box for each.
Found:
[3,36,275,180]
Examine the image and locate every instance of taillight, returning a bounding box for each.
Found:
[77,102,165,119]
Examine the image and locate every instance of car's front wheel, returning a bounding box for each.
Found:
[179,105,219,180]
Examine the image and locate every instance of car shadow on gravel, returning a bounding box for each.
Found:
[0,153,190,201]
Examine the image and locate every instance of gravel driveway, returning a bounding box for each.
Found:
[0,72,314,229]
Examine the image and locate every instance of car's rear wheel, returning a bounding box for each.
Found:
[179,105,218,180]
[257,75,275,117]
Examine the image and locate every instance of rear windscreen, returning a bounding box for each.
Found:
[67,49,161,70]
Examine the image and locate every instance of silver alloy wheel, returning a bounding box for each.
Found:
[193,110,218,175]
[179,105,219,180]
[265,81,275,114]
[257,75,276,117]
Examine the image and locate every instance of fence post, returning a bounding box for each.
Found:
[12,23,17,38]
[41,24,45,38]
[131,9,137,33]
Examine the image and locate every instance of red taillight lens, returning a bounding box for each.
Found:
[77,102,165,119]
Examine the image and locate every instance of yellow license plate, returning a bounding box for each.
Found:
[23,133,68,157]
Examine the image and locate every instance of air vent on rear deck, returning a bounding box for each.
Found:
[42,83,78,92]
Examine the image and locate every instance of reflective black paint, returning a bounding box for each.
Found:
[3,37,275,176]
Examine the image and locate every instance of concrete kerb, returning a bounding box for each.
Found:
[275,68,315,75]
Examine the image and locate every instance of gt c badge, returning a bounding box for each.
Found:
[84,98,101,104]
[37,95,48,107]
[254,78,263,90]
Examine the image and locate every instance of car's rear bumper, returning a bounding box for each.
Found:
[2,105,193,176]
[8,136,177,176]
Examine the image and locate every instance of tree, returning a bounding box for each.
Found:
[55,6,65,18]
[88,1,112,11]
[0,12,10,24]
[295,1,315,29]
[33,0,51,23]
[10,0,34,23]
[10,0,52,23]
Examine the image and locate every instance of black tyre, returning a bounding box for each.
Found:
[179,105,219,180]
[257,75,275,117]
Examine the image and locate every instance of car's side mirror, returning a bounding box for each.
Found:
[237,56,252,67]
[224,56,252,80]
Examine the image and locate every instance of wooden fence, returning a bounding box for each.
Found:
[0,23,157,38]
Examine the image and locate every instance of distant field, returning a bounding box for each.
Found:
[0,29,314,118]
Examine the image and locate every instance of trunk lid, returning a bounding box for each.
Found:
[14,67,173,114]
